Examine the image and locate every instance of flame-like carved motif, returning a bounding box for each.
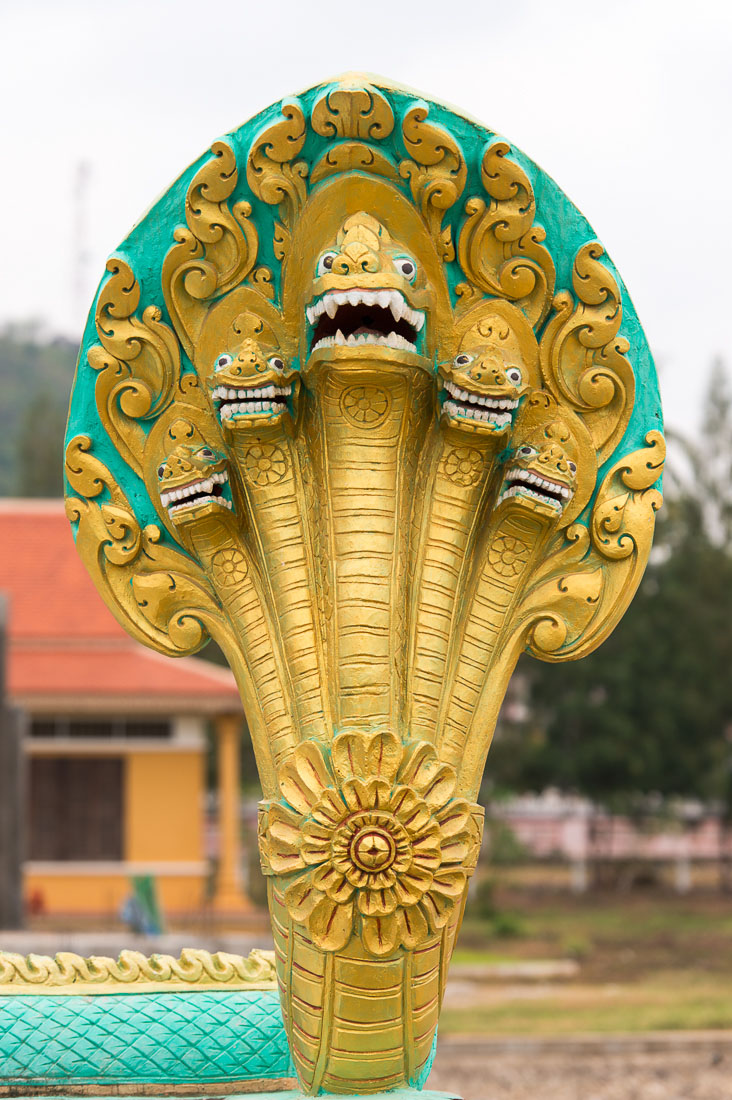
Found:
[65,74,663,1096]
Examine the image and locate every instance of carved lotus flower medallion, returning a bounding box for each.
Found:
[262,730,482,956]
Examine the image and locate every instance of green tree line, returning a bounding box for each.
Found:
[489,360,732,813]
[0,325,78,497]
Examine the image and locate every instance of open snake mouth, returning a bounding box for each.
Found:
[442,381,519,429]
[212,384,292,424]
[161,471,232,517]
[497,468,572,511]
[307,289,424,353]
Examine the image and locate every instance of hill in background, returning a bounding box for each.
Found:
[0,325,79,496]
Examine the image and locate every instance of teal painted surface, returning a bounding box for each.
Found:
[14,1092,452,1100]
[66,75,662,545]
[412,1030,438,1089]
[0,989,293,1086]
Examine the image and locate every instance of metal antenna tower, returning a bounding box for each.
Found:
[72,160,91,335]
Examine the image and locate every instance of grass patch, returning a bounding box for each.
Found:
[440,972,732,1035]
[444,892,732,1034]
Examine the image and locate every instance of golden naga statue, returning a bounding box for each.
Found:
[65,75,664,1095]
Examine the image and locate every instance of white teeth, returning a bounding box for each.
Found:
[216,386,290,418]
[388,332,415,351]
[442,382,519,418]
[443,400,512,429]
[311,335,335,351]
[163,471,232,515]
[388,291,405,322]
[305,288,425,339]
[306,298,327,323]
[212,383,290,403]
[311,330,416,353]
[500,470,572,510]
[168,493,230,515]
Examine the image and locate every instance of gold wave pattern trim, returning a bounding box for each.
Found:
[0,948,277,995]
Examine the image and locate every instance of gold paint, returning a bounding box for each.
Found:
[457,141,556,327]
[162,142,270,360]
[406,302,539,744]
[0,949,276,995]
[262,729,482,1094]
[147,411,298,777]
[399,104,467,262]
[246,101,308,263]
[88,260,181,476]
[311,82,394,140]
[311,143,400,185]
[439,394,589,778]
[539,241,635,462]
[67,83,662,1094]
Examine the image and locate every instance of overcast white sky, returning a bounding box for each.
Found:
[3,0,731,433]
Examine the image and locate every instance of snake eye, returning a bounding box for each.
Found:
[568,460,577,475]
[268,356,285,372]
[517,445,537,459]
[394,256,417,282]
[199,447,214,459]
[454,353,473,367]
[214,353,233,372]
[157,463,166,479]
[506,367,522,386]
[317,252,338,277]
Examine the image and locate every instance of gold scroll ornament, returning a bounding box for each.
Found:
[66,78,663,1095]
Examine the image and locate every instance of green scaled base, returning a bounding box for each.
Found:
[0,989,440,1097]
[0,990,294,1094]
[0,1093,456,1100]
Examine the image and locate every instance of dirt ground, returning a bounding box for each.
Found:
[427,1037,732,1100]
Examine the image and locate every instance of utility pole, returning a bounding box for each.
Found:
[0,594,25,927]
[72,160,91,334]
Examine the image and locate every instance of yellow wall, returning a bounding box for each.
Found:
[25,748,208,916]
[24,872,207,914]
[125,751,204,863]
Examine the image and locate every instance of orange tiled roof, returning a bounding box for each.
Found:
[0,500,241,712]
